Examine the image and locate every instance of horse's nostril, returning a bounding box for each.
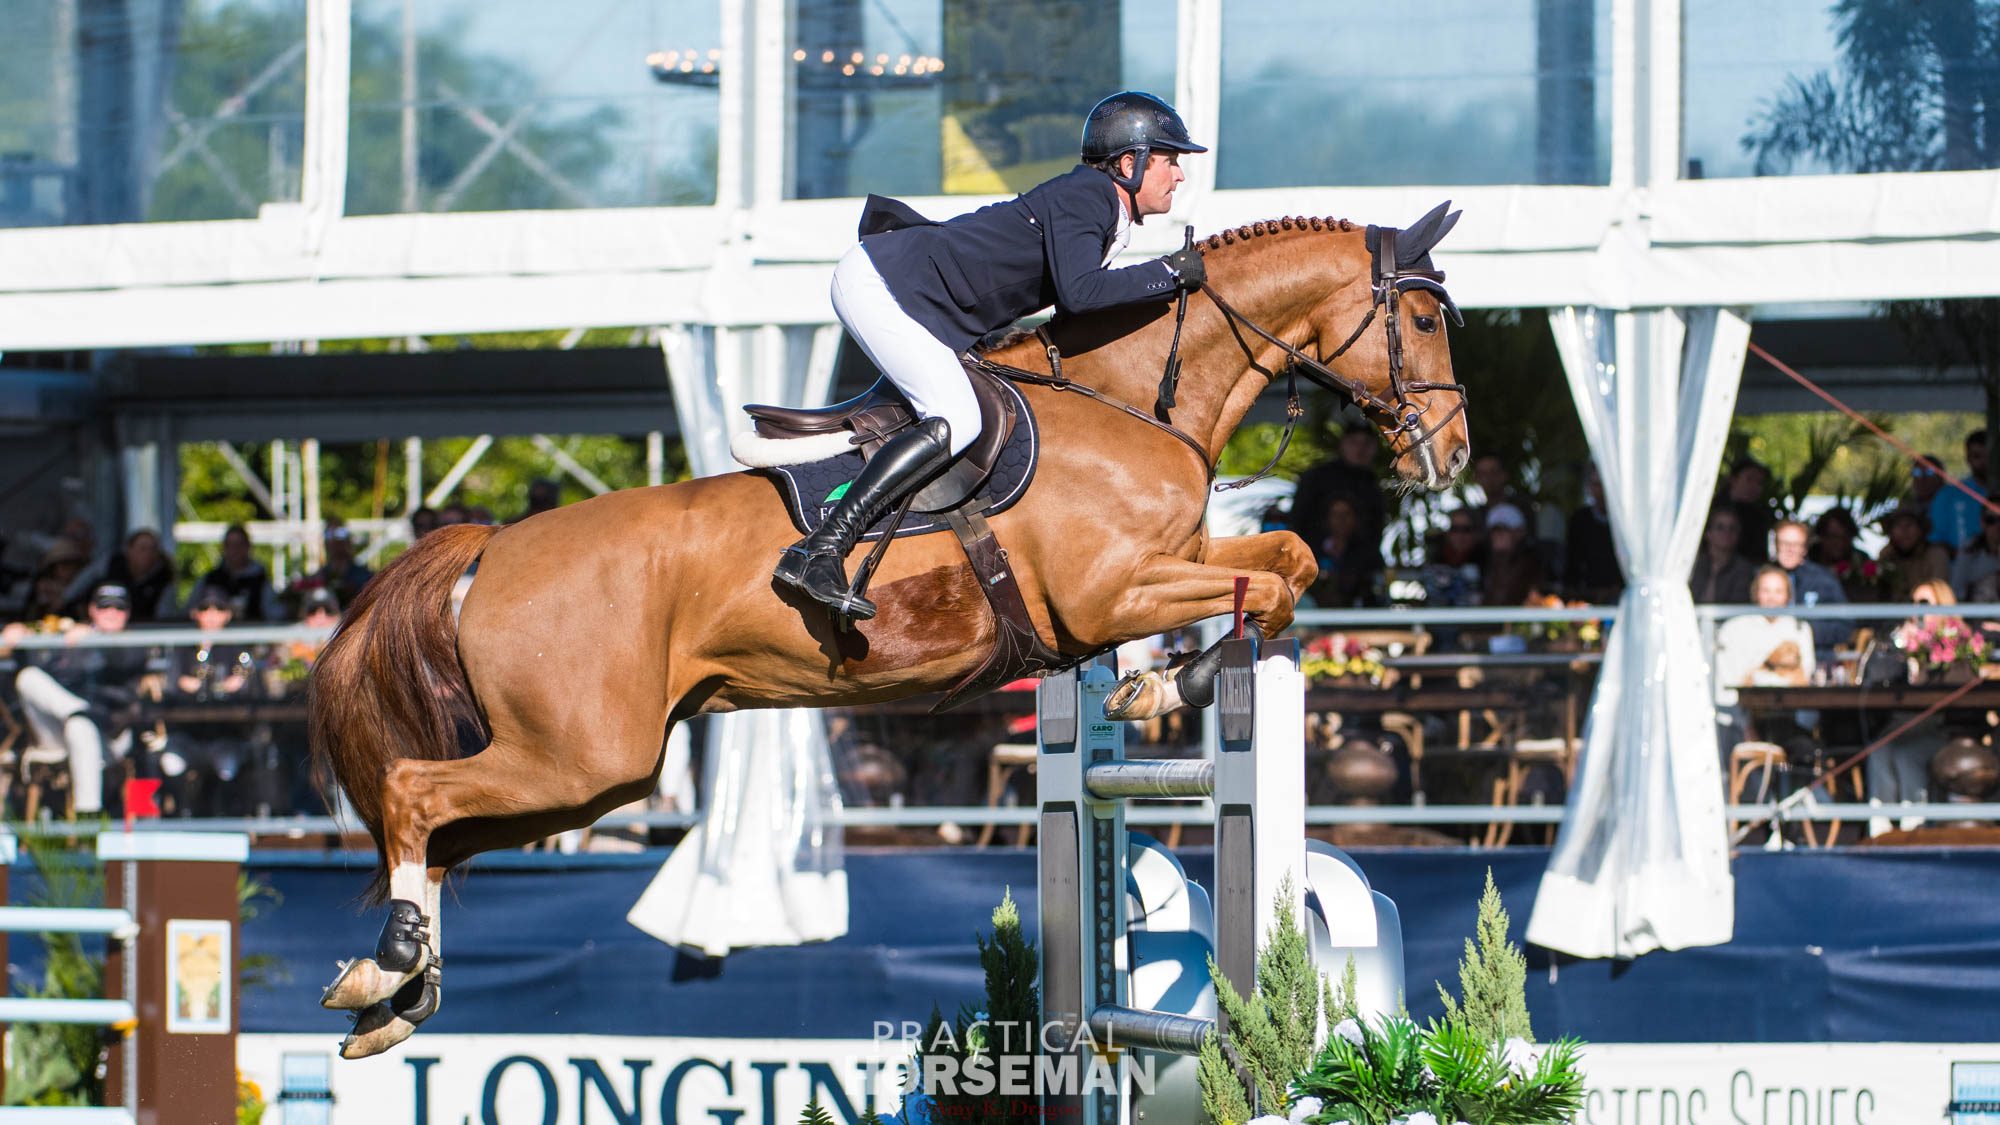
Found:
[1447,447,1469,478]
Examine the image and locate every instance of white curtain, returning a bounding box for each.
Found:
[627,322,850,957]
[1525,307,1750,959]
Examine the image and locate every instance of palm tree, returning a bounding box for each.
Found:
[1744,0,2000,494]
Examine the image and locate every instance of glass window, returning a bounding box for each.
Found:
[1219,0,1611,188]
[0,0,307,228]
[346,0,718,214]
[790,0,1176,200]
[1684,0,2000,179]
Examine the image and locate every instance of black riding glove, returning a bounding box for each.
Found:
[1163,245,1205,291]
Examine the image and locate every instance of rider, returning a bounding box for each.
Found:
[774,91,1210,620]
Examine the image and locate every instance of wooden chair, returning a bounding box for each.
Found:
[1485,736,1576,848]
[979,742,1038,848]
[1727,740,1787,840]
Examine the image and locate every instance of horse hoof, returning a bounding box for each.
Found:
[339,1002,418,1059]
[321,957,415,1011]
[1105,671,1177,721]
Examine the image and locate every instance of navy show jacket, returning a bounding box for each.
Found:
[857,165,1179,352]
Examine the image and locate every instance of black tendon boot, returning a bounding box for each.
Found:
[773,417,953,619]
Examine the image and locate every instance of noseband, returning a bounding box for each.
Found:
[1196,223,1469,489]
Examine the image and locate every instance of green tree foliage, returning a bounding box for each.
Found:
[1436,871,1532,1046]
[1197,877,1322,1123]
[147,2,308,222]
[5,833,106,1107]
[912,889,1041,1125]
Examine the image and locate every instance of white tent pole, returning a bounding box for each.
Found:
[425,435,493,508]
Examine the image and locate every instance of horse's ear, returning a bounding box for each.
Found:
[1398,200,1458,266]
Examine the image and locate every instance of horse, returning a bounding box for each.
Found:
[309,208,1472,1059]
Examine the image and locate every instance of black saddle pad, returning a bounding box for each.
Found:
[760,379,1039,542]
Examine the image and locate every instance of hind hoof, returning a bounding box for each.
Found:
[1105,670,1183,722]
[339,1002,419,1059]
[322,957,416,1011]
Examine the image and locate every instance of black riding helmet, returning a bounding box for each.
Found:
[1081,91,1207,200]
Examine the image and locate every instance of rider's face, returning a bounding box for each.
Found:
[1126,152,1184,218]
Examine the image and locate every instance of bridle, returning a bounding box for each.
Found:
[1194,223,1467,490]
[977,219,1467,491]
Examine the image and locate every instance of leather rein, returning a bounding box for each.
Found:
[971,225,1467,492]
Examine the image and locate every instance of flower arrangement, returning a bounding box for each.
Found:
[1894,616,1987,673]
[1508,596,1601,647]
[1303,634,1387,684]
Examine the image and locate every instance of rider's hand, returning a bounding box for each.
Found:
[1163,245,1205,291]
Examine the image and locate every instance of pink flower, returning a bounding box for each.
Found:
[1931,643,1953,664]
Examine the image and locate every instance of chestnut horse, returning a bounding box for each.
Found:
[310,210,1470,1058]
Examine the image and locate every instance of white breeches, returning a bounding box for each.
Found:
[15,666,108,814]
[829,243,980,457]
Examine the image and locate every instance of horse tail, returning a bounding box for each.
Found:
[309,523,498,903]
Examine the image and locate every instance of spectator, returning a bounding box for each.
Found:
[1690,505,1754,604]
[18,540,89,622]
[1470,453,1536,534]
[1876,505,1953,603]
[468,505,496,526]
[1870,580,1969,810]
[1926,431,1987,553]
[1713,565,1816,754]
[1951,507,2000,602]
[1908,454,1946,510]
[1722,459,1775,563]
[305,521,373,609]
[1772,519,1852,649]
[163,586,261,817]
[1,583,150,816]
[92,528,176,622]
[1303,497,1385,608]
[1479,504,1546,607]
[1562,462,1621,603]
[517,478,562,522]
[1288,426,1386,556]
[410,507,441,539]
[439,505,470,526]
[1421,509,1484,607]
[198,524,281,621]
[1809,507,1881,603]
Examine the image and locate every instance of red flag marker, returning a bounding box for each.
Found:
[123,778,162,832]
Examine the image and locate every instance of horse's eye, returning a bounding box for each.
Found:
[1414,315,1439,334]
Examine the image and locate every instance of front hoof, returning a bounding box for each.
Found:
[339,1003,418,1059]
[322,957,415,1011]
[1105,671,1178,721]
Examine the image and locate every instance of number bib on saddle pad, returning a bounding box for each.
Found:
[757,379,1041,541]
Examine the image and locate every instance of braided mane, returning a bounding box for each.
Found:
[1201,216,1355,250]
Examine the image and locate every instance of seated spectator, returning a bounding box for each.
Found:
[1869,580,1971,810]
[1908,454,1945,511]
[1303,497,1384,608]
[1288,426,1386,556]
[96,529,176,621]
[0,583,150,816]
[1471,453,1536,535]
[1713,565,1816,755]
[198,524,281,621]
[1952,507,2000,603]
[1420,510,1483,608]
[1721,459,1776,563]
[162,586,262,817]
[1927,430,1987,552]
[1772,519,1853,650]
[1808,507,1881,603]
[1562,463,1621,603]
[439,504,470,527]
[1690,505,1754,604]
[17,540,88,622]
[303,520,373,609]
[1876,505,1953,602]
[1479,504,1546,607]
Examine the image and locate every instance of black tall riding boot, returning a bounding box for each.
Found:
[773,417,953,620]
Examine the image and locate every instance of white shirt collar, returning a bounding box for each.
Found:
[1104,189,1134,268]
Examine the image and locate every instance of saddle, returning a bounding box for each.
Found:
[742,357,1066,710]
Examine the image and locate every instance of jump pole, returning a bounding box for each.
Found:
[1036,634,1305,1125]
